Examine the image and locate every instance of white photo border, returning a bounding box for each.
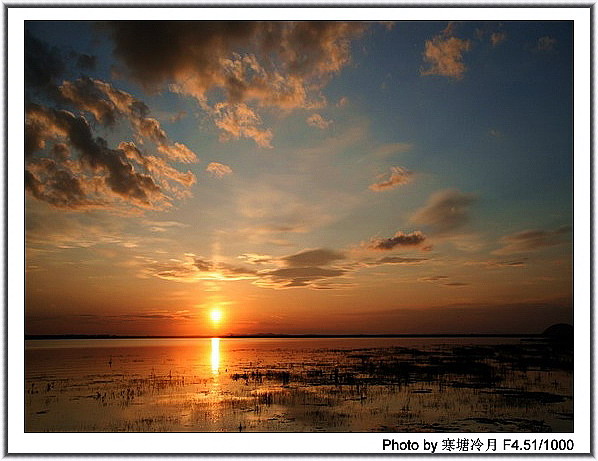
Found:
[6,5,592,455]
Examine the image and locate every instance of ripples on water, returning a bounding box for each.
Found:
[25,337,573,432]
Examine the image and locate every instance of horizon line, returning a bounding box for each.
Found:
[25,332,546,340]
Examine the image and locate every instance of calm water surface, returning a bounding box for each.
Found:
[25,337,573,432]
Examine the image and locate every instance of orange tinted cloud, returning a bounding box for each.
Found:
[109,21,366,146]
[25,102,196,212]
[206,162,233,178]
[421,24,471,79]
[366,231,426,250]
[306,113,332,130]
[369,166,414,191]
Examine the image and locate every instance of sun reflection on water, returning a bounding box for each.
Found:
[210,338,220,374]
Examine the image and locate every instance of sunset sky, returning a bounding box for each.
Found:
[24,20,573,335]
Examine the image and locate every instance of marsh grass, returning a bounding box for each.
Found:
[25,338,572,432]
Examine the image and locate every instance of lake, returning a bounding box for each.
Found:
[25,337,573,432]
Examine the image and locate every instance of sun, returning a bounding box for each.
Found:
[210,308,223,325]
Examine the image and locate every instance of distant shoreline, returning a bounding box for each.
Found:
[25,333,542,340]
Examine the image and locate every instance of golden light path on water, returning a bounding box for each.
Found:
[211,338,220,374]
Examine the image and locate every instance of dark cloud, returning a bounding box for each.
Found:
[151,248,349,289]
[59,77,175,147]
[25,30,65,98]
[418,275,468,287]
[493,226,571,255]
[468,259,527,268]
[282,248,345,267]
[411,189,476,234]
[258,266,346,289]
[25,103,165,210]
[24,36,198,212]
[26,159,86,207]
[108,21,366,146]
[419,275,449,282]
[375,256,427,265]
[367,231,426,250]
[76,53,97,70]
[194,257,213,272]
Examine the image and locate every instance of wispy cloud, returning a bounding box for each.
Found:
[142,254,257,283]
[282,248,345,267]
[306,113,332,130]
[371,143,413,158]
[206,162,233,178]
[369,166,414,191]
[410,189,477,234]
[493,226,571,255]
[490,31,507,46]
[142,248,350,290]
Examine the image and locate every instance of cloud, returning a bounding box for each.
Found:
[59,77,169,145]
[419,275,449,282]
[282,248,345,267]
[490,31,506,46]
[59,79,201,165]
[369,166,414,191]
[156,143,198,163]
[108,21,366,147]
[25,99,202,212]
[537,36,557,52]
[143,254,257,283]
[418,275,468,287]
[212,103,273,147]
[306,113,332,130]
[145,247,352,289]
[169,111,187,123]
[493,226,571,255]
[76,53,97,70]
[143,220,189,233]
[410,189,476,234]
[238,253,273,264]
[25,30,65,98]
[371,256,428,265]
[467,259,527,268]
[421,23,472,79]
[206,162,233,178]
[26,211,140,249]
[257,266,346,288]
[257,248,348,288]
[367,231,426,250]
[371,143,413,158]
[24,32,199,213]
